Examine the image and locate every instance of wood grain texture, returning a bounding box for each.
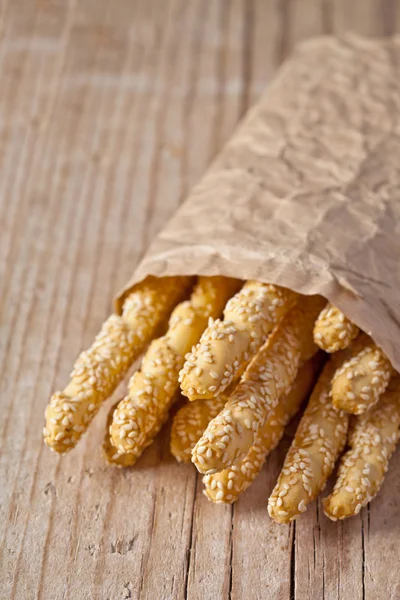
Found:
[1,1,399,599]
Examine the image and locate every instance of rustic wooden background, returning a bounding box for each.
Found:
[1,1,400,599]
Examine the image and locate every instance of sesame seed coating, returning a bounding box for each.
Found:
[102,400,139,467]
[314,304,359,353]
[323,374,400,520]
[170,391,231,463]
[180,282,298,401]
[192,296,326,474]
[44,276,193,453]
[204,357,322,503]
[268,355,349,524]
[108,277,241,465]
[331,333,393,415]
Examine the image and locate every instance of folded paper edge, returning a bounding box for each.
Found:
[113,249,400,374]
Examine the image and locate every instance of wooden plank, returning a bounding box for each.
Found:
[332,0,387,35]
[41,3,166,598]
[393,0,400,33]
[250,0,283,103]
[231,440,295,600]
[4,0,140,595]
[364,448,400,600]
[34,2,196,599]
[294,485,365,600]
[287,0,325,52]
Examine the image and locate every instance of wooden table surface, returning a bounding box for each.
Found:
[1,1,400,599]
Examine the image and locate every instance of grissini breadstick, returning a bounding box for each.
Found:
[203,355,323,503]
[331,333,392,415]
[313,304,359,353]
[108,277,241,464]
[192,296,326,474]
[179,282,298,401]
[268,356,349,524]
[102,400,138,467]
[43,276,193,453]
[170,393,229,463]
[323,375,400,521]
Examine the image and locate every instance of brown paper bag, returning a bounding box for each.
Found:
[115,35,400,372]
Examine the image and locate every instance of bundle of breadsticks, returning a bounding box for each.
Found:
[43,35,400,528]
[43,275,400,522]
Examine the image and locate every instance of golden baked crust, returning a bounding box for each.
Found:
[107,277,240,465]
[331,333,392,415]
[203,357,321,504]
[314,304,359,353]
[191,296,326,474]
[324,375,400,520]
[44,276,193,453]
[268,354,349,524]
[180,282,298,401]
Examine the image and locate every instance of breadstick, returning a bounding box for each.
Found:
[192,296,326,474]
[268,356,349,524]
[43,276,193,453]
[331,333,392,415]
[323,375,400,520]
[313,304,359,352]
[170,394,227,463]
[108,277,241,464]
[102,400,137,467]
[203,356,322,503]
[179,282,298,401]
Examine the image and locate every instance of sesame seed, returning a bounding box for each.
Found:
[298,500,306,513]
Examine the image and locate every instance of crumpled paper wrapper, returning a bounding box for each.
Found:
[115,35,400,372]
